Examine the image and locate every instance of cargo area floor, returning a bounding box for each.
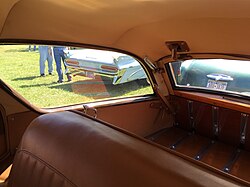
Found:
[147,127,250,184]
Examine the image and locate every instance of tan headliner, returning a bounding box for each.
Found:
[1,0,250,60]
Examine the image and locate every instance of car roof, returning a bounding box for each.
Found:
[1,0,250,60]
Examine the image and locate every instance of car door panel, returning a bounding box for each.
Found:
[95,98,173,137]
[0,86,41,173]
[7,111,40,155]
[0,105,8,160]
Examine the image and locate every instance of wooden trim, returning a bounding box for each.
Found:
[173,91,250,114]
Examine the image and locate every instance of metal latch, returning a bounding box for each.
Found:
[240,113,248,144]
[188,100,195,130]
[83,105,97,118]
[212,106,219,137]
[165,41,190,60]
[144,57,164,73]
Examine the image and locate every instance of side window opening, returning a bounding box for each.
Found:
[0,45,153,108]
[169,59,250,97]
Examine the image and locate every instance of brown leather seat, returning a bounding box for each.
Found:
[7,111,241,187]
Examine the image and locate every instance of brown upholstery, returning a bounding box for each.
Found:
[7,111,241,187]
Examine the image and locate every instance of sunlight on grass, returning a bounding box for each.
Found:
[0,45,153,108]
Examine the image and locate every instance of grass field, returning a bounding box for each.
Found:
[0,45,153,108]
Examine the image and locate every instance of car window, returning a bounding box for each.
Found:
[0,44,153,108]
[169,59,250,96]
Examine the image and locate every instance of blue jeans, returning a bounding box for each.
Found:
[53,47,66,81]
[39,46,53,75]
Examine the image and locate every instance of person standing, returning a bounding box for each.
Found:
[39,45,53,77]
[53,46,71,83]
[29,45,37,51]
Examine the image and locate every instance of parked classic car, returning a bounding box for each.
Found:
[64,49,147,84]
[1,0,250,187]
[171,59,250,95]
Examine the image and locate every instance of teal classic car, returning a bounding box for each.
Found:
[171,59,250,96]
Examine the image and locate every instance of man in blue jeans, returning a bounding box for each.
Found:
[53,46,72,83]
[39,46,53,76]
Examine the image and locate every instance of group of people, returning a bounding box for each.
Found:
[38,46,71,83]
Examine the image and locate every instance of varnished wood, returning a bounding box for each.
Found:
[218,108,241,146]
[172,97,190,130]
[200,142,236,170]
[152,95,250,184]
[244,119,250,151]
[174,90,250,114]
[230,150,250,182]
[193,102,213,138]
[149,126,250,184]
[153,127,188,148]
[175,134,210,157]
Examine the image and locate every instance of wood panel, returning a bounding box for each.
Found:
[244,118,250,151]
[201,142,236,170]
[174,90,250,114]
[193,103,213,138]
[149,93,250,184]
[230,151,250,182]
[153,127,188,148]
[218,108,241,146]
[172,97,190,130]
[148,126,250,184]
[175,134,210,157]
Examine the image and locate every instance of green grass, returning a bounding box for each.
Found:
[0,45,153,108]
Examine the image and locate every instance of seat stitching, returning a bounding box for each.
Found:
[15,149,78,187]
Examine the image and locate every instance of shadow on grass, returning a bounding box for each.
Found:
[49,82,73,92]
[20,82,57,88]
[5,49,38,53]
[19,78,149,98]
[12,76,40,81]
[20,80,74,93]
[106,79,149,97]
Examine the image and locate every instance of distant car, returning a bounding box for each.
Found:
[64,49,147,85]
[173,59,250,95]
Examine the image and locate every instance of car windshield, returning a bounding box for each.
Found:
[169,59,250,96]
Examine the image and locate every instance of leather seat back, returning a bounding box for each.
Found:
[8,111,241,187]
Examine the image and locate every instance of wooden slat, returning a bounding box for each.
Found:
[218,108,241,146]
[230,150,250,182]
[175,134,210,157]
[201,142,235,169]
[153,127,188,148]
[172,97,190,130]
[193,103,213,138]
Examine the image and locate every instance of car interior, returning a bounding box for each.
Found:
[1,0,250,186]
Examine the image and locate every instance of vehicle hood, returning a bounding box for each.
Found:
[2,0,250,60]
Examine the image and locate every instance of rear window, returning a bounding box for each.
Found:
[169,59,250,96]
